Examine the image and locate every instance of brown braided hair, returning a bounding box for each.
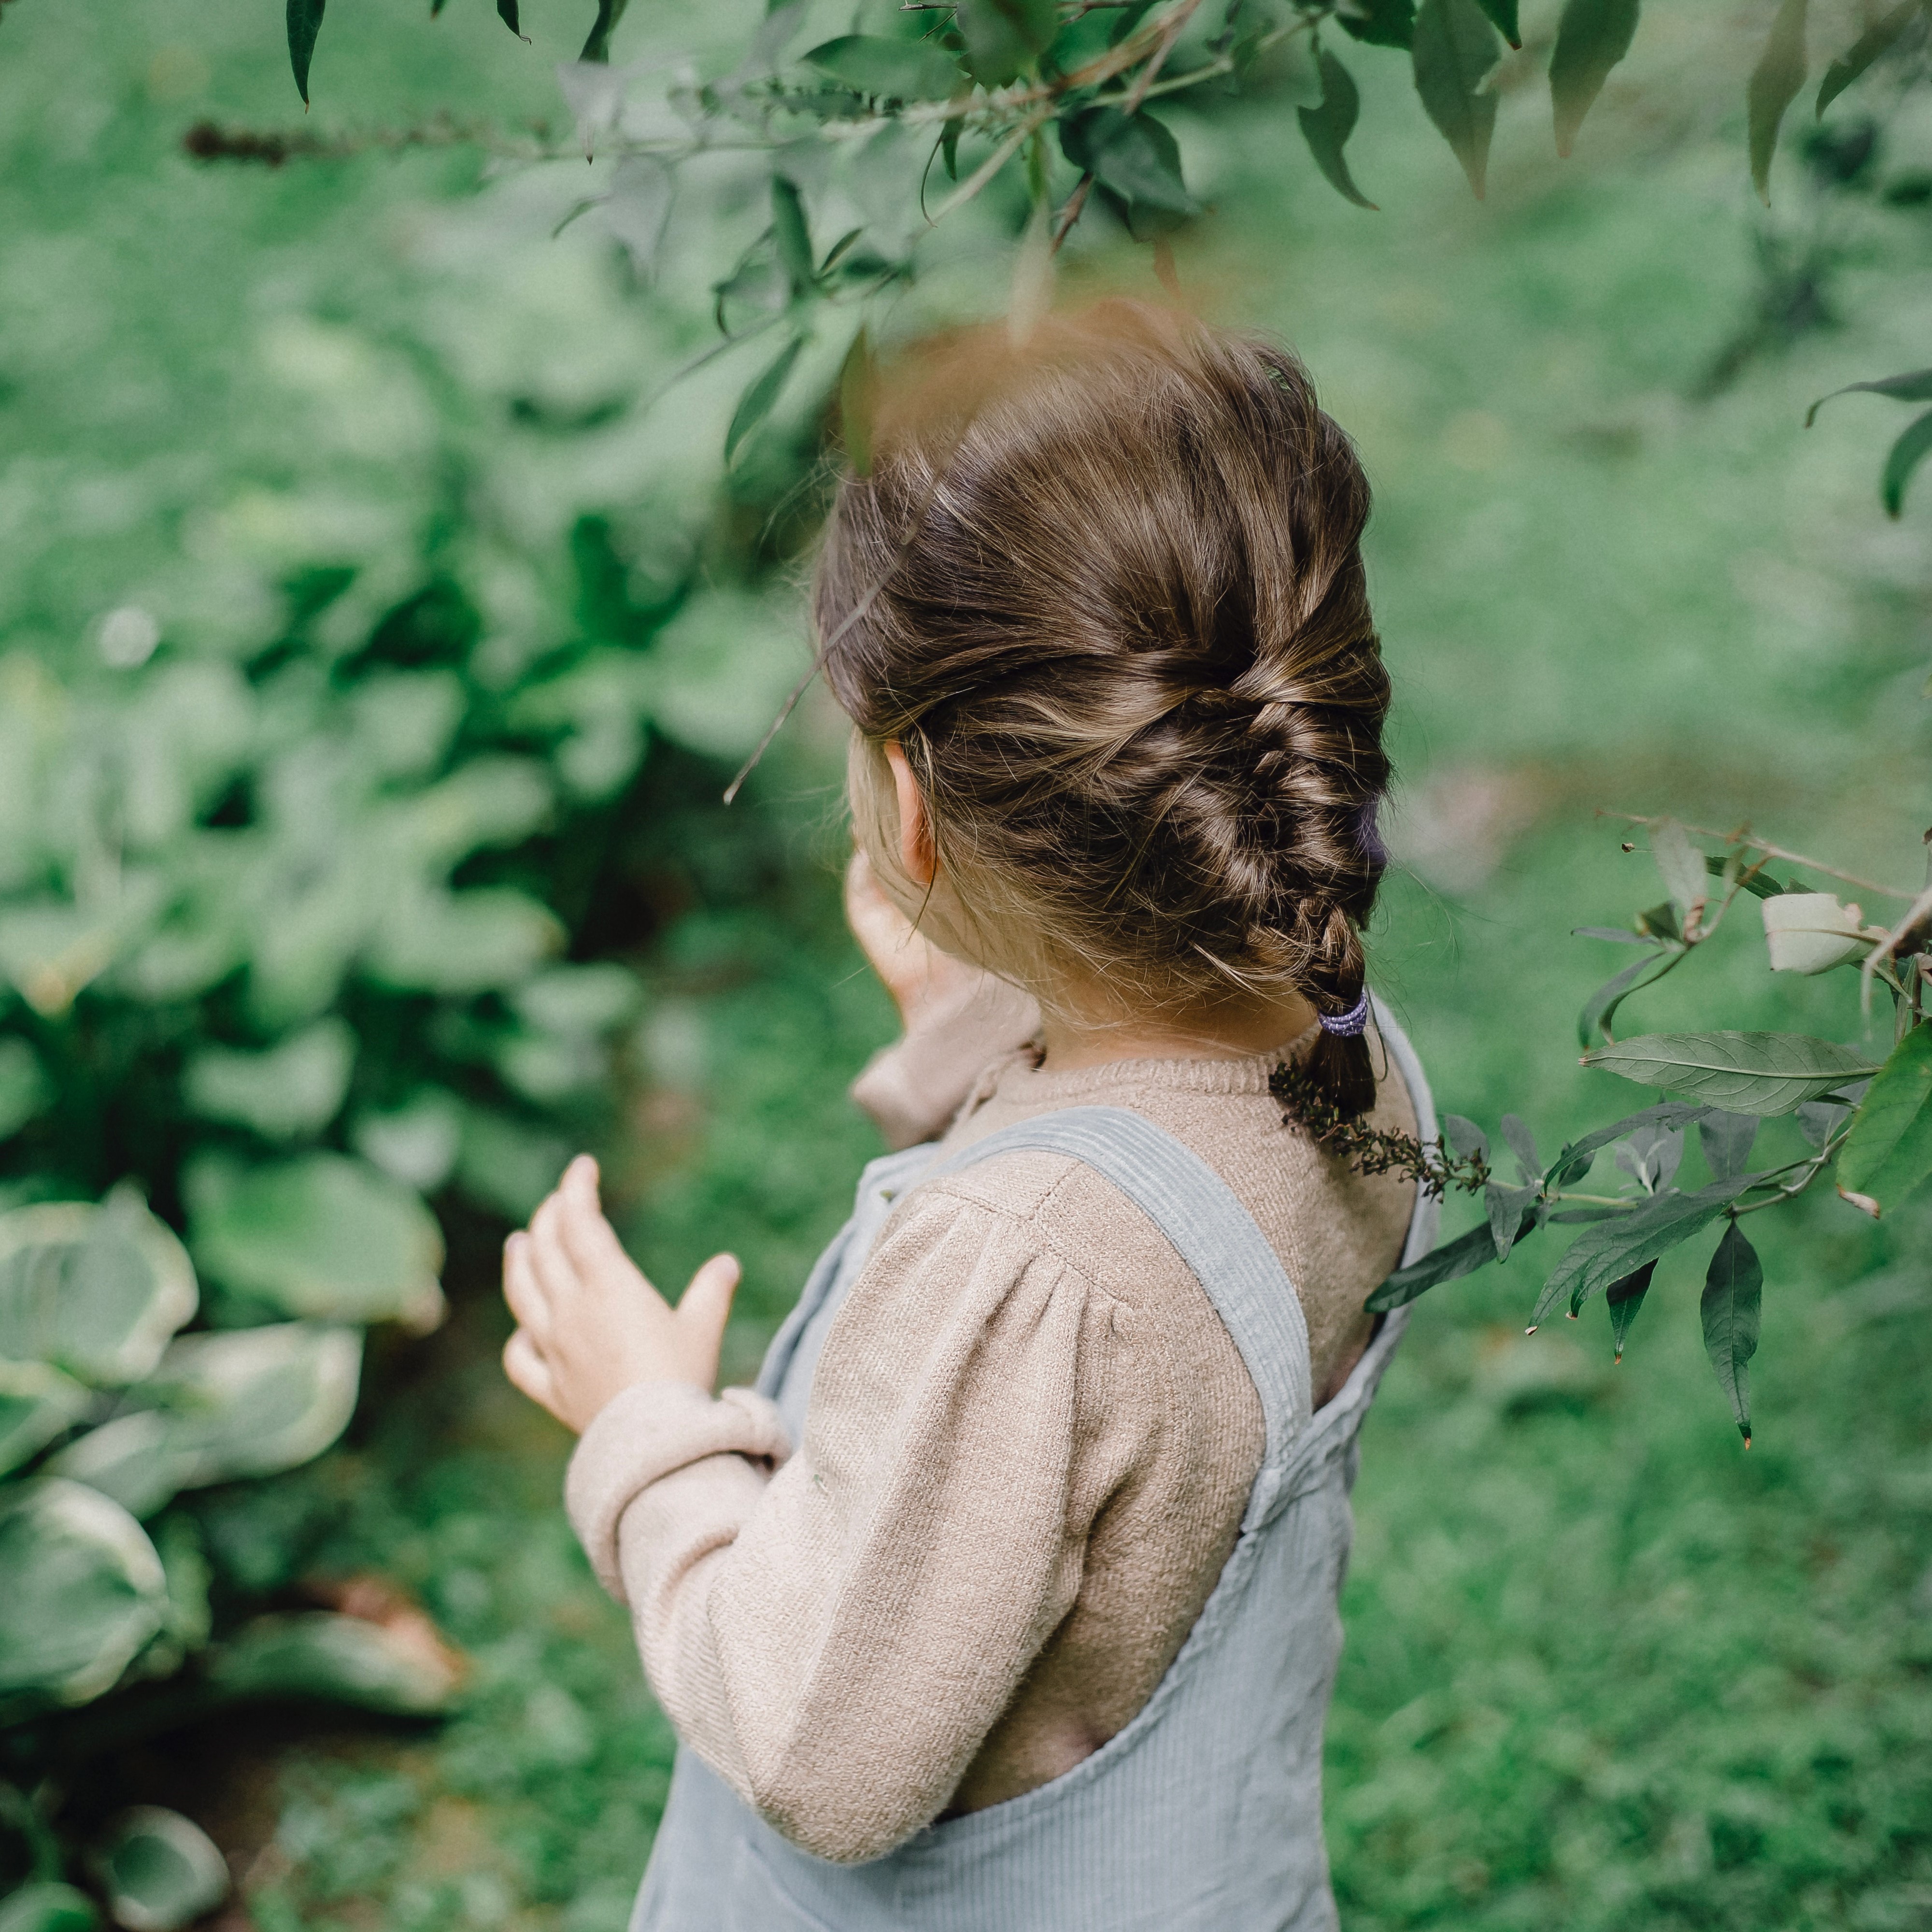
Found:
[816,301,1391,1117]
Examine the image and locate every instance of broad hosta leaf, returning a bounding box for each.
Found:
[957,0,1056,84]
[1817,0,1922,117]
[0,1886,100,1932]
[1699,1109,1761,1182]
[1837,1024,1932,1212]
[1337,0,1417,47]
[1413,0,1503,198]
[1882,407,1932,517]
[360,887,562,997]
[1605,1259,1656,1361]
[512,964,642,1039]
[1544,1102,1712,1188]
[93,1808,228,1932]
[1748,0,1809,202]
[1549,0,1641,157]
[0,1360,91,1477]
[51,1325,362,1519]
[807,35,963,101]
[0,1194,198,1387]
[286,0,325,103]
[1700,1219,1762,1443]
[1060,107,1199,214]
[184,1018,355,1141]
[1531,1175,1752,1325]
[186,1155,444,1329]
[352,1090,463,1194]
[1807,368,1932,425]
[1299,52,1378,208]
[1762,892,1870,973]
[0,1037,52,1141]
[1368,1211,1534,1312]
[1582,1031,1881,1115]
[0,1480,167,1704]
[725,336,807,463]
[208,1611,461,1715]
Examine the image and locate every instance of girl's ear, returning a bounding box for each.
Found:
[884,741,937,887]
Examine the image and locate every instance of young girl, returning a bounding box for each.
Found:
[501,303,1436,1932]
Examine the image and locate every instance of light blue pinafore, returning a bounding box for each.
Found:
[635,1002,1437,1932]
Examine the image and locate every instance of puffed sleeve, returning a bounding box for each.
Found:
[562,1180,1123,1864]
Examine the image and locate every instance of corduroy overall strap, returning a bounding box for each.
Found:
[923,1104,1315,1522]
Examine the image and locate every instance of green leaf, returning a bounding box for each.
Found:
[1500,1113,1540,1180]
[1545,1101,1712,1187]
[0,1194,198,1387]
[579,0,631,63]
[1486,1181,1538,1260]
[1605,1258,1656,1361]
[1549,0,1640,157]
[957,0,1056,85]
[0,1360,90,1478]
[360,887,563,997]
[1412,0,1503,198]
[1583,1030,1882,1116]
[1473,0,1521,46]
[286,0,325,103]
[0,1037,52,1141]
[0,1885,100,1932]
[93,1808,229,1932]
[1532,1174,1751,1325]
[942,113,964,180]
[1368,1213,1532,1312]
[1443,1113,1488,1161]
[770,176,816,297]
[1837,1023,1932,1211]
[208,1610,461,1715]
[1650,818,1708,927]
[1699,1109,1761,1182]
[839,325,878,478]
[1338,0,1417,48]
[1748,0,1809,202]
[807,35,964,102]
[1059,106,1199,214]
[1298,51,1378,209]
[1805,366,1932,426]
[724,335,807,463]
[1699,1219,1762,1443]
[1577,948,1673,1049]
[0,1479,167,1705]
[1705,850,1788,900]
[184,1019,355,1142]
[496,0,524,36]
[1817,0,1922,117]
[185,1154,445,1328]
[1574,925,1656,945]
[1881,407,1932,517]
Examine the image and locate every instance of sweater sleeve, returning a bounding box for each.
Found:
[848,973,1041,1151]
[562,1181,1122,1864]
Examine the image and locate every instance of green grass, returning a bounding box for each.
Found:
[10,1,1932,1927]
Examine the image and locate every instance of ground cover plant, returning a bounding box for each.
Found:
[0,0,1928,1927]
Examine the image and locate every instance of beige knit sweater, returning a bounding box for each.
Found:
[565,1013,1417,1866]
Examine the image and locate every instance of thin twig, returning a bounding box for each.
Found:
[1600,811,1918,901]
[923,107,1050,225]
[1050,173,1094,251]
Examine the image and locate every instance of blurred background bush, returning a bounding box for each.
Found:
[0,1,1927,1929]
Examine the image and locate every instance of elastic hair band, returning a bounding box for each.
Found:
[1319,989,1371,1038]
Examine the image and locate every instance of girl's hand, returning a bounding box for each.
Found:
[501,1154,740,1434]
[845,848,985,1033]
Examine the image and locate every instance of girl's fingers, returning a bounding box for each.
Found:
[503,1327,557,1412]
[559,1157,653,1294]
[501,1232,553,1341]
[676,1252,741,1348]
[527,1184,581,1302]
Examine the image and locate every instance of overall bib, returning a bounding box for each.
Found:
[635,1002,1437,1932]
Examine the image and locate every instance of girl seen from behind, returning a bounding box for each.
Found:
[500,301,1435,1932]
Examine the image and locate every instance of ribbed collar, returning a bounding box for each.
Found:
[985,1018,1322,1106]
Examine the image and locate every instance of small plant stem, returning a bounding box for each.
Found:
[923,107,1051,225]
[1601,811,1919,902]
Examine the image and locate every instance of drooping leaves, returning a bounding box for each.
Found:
[286,0,326,103]
[1532,1174,1752,1325]
[1486,1181,1539,1260]
[1549,0,1641,157]
[1836,1023,1932,1212]
[1299,51,1378,208]
[1582,1030,1881,1115]
[1605,1258,1656,1361]
[956,0,1056,86]
[806,36,965,104]
[1817,0,1923,118]
[1413,0,1504,197]
[0,1360,90,1479]
[724,334,807,461]
[1699,1109,1761,1182]
[1881,408,1932,517]
[1544,1101,1712,1187]
[94,1808,229,1932]
[1473,0,1521,46]
[580,0,632,64]
[1805,366,1932,425]
[1060,107,1199,214]
[1650,818,1709,929]
[496,0,526,39]
[1338,0,1418,49]
[839,325,877,477]
[1577,948,1674,1049]
[770,176,816,297]
[1748,0,1809,202]
[207,1610,462,1715]
[1501,1112,1541,1180]
[1367,1215,1522,1312]
[1699,1218,1762,1442]
[1443,1113,1489,1162]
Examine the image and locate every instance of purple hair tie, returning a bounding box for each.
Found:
[1319,989,1371,1038]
